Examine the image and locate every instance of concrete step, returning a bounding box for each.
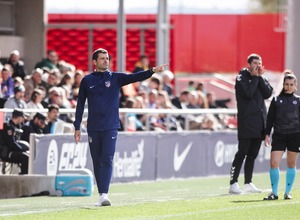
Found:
[0,175,56,199]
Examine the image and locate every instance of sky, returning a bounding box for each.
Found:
[46,0,252,14]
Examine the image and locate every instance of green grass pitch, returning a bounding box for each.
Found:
[1,171,300,220]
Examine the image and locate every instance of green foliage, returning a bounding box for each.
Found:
[250,0,286,13]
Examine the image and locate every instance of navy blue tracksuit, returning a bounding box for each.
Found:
[74,69,153,193]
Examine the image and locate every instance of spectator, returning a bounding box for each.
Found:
[5,50,27,79]
[35,50,59,70]
[23,68,46,102]
[57,72,73,99]
[148,76,162,91]
[132,55,150,92]
[0,65,14,98]
[13,76,24,88]
[21,112,46,142]
[207,92,217,108]
[187,80,195,91]
[156,91,180,131]
[162,70,174,97]
[26,89,45,117]
[4,85,27,119]
[197,91,209,108]
[44,70,60,95]
[123,98,145,131]
[43,104,60,133]
[0,109,29,174]
[171,90,190,109]
[132,55,150,73]
[71,70,84,101]
[195,82,206,94]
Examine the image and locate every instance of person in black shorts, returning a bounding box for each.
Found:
[264,70,300,200]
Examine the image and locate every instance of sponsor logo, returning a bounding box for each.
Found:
[89,85,95,89]
[112,136,117,139]
[113,140,144,178]
[214,141,272,167]
[58,142,88,170]
[47,139,59,175]
[173,142,192,171]
[105,81,111,87]
[214,141,238,167]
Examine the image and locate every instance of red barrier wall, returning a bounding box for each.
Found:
[48,14,285,73]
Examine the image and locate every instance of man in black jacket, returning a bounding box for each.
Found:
[229,54,273,194]
[21,113,46,142]
[0,109,29,174]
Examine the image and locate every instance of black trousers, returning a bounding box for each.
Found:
[9,151,29,174]
[230,138,262,185]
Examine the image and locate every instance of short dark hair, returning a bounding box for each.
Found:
[48,104,59,112]
[92,48,108,61]
[247,53,261,64]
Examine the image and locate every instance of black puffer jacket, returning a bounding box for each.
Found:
[235,69,273,140]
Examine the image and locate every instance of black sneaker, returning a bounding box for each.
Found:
[284,193,292,200]
[263,193,278,200]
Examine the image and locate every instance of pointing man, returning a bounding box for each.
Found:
[74,48,168,206]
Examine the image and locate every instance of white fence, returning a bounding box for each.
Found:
[0,108,237,131]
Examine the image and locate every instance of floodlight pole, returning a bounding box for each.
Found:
[285,0,300,80]
[156,0,169,66]
[117,0,126,72]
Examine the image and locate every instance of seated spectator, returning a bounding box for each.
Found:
[132,55,150,91]
[132,55,150,73]
[57,72,73,100]
[161,70,174,97]
[13,76,24,88]
[71,70,84,101]
[195,82,206,94]
[0,65,14,98]
[4,85,27,119]
[45,87,72,122]
[43,104,73,133]
[5,50,27,79]
[43,104,60,133]
[171,90,190,109]
[124,98,145,131]
[0,109,29,174]
[35,50,59,70]
[197,91,209,108]
[23,68,46,101]
[26,89,45,117]
[44,70,60,96]
[21,112,46,142]
[154,91,180,131]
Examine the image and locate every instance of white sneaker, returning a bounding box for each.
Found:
[244,183,262,193]
[95,193,111,207]
[229,182,244,194]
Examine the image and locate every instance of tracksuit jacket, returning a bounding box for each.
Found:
[235,68,273,140]
[74,69,154,131]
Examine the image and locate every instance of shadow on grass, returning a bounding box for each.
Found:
[231,199,268,203]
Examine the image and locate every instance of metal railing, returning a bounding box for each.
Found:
[0,108,237,131]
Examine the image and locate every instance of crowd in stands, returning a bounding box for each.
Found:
[0,50,235,134]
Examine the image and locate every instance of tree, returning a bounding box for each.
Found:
[249,0,286,13]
